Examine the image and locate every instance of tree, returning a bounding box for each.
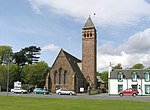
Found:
[22,61,49,88]
[9,64,20,88]
[0,46,12,65]
[22,46,41,64]
[0,63,21,90]
[113,63,122,69]
[101,71,108,89]
[13,46,41,66]
[131,63,144,69]
[0,65,7,90]
[96,71,101,76]
[13,51,27,66]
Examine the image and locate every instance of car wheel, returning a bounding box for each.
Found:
[21,91,24,94]
[69,92,73,95]
[119,93,123,97]
[44,92,46,95]
[132,93,136,97]
[58,92,61,95]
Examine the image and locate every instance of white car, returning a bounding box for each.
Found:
[56,88,76,95]
[11,88,28,94]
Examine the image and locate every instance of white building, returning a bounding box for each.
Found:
[108,68,150,95]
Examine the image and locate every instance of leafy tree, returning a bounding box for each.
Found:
[22,61,49,88]
[13,51,27,66]
[22,46,41,64]
[101,71,108,89]
[13,46,41,66]
[131,63,144,69]
[96,71,101,76]
[0,46,13,64]
[0,65,7,90]
[9,64,20,88]
[113,63,122,69]
[0,64,21,90]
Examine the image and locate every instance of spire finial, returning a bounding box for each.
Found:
[89,13,91,17]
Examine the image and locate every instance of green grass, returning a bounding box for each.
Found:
[0,96,150,110]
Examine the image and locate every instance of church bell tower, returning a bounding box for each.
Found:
[82,16,97,88]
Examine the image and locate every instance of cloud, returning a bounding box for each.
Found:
[27,0,150,71]
[41,44,60,52]
[124,28,150,54]
[27,0,150,27]
[98,28,150,71]
[98,43,122,55]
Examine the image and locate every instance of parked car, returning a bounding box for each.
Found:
[119,88,139,97]
[33,88,49,94]
[11,88,28,94]
[56,88,76,95]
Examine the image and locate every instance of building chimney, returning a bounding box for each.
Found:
[108,62,112,78]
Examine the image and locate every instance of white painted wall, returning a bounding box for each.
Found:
[109,79,150,95]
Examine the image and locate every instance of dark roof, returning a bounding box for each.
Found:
[62,49,85,79]
[110,69,150,79]
[83,16,95,29]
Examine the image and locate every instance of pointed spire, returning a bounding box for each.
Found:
[83,16,95,29]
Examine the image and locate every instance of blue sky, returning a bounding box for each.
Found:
[1,0,150,71]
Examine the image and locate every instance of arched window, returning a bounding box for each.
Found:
[118,72,123,82]
[87,33,89,37]
[54,71,58,84]
[59,68,62,84]
[90,33,92,37]
[64,71,67,84]
[132,72,137,82]
[84,33,86,38]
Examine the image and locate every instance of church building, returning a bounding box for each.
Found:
[45,16,97,92]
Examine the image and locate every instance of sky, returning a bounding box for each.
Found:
[1,0,150,72]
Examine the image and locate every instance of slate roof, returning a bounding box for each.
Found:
[110,69,150,79]
[83,16,95,29]
[62,49,85,79]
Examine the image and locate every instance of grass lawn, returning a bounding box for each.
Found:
[0,96,150,110]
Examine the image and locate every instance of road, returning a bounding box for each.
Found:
[0,92,150,101]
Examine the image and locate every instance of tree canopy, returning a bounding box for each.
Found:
[13,46,41,66]
[131,63,144,69]
[0,46,12,64]
[100,71,108,89]
[22,61,49,88]
[113,63,122,69]
[0,45,49,91]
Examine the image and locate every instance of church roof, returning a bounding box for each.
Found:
[83,16,95,29]
[52,49,85,79]
[62,49,84,79]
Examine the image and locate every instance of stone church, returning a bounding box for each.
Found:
[45,16,97,92]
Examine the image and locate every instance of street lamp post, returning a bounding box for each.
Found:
[6,53,10,96]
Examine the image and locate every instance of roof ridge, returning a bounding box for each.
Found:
[62,49,81,62]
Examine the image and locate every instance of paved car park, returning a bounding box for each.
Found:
[0,92,150,101]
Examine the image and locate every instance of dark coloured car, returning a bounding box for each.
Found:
[119,88,139,97]
[33,88,49,94]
